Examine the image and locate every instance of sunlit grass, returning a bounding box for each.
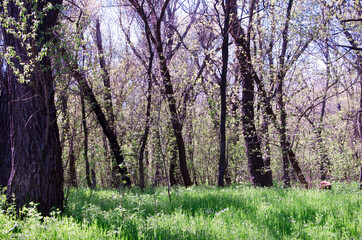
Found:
[0,182,361,239]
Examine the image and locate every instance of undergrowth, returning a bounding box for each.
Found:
[0,182,361,239]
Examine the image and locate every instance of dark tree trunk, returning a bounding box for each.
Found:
[157,52,193,187]
[80,85,92,188]
[95,18,115,127]
[218,0,230,187]
[3,0,64,215]
[91,168,97,189]
[95,18,119,185]
[230,0,307,188]
[261,112,273,185]
[67,132,77,188]
[169,132,181,186]
[128,0,192,187]
[70,65,131,187]
[229,0,272,187]
[276,0,293,187]
[187,117,198,186]
[277,75,290,187]
[318,37,331,181]
[0,71,11,188]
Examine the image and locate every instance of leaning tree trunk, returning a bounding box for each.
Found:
[157,52,193,187]
[69,63,131,187]
[95,18,119,185]
[0,72,11,188]
[3,0,64,215]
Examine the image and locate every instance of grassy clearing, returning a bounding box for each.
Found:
[0,183,361,239]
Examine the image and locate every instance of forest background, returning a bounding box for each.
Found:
[0,0,361,216]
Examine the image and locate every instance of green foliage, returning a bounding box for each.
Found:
[0,0,57,83]
[1,184,360,239]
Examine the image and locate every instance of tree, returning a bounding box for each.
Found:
[127,0,198,187]
[229,0,273,187]
[2,0,64,215]
[218,0,230,187]
[0,62,11,188]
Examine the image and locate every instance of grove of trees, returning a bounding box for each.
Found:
[0,0,361,215]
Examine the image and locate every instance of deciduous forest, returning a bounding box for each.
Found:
[0,0,361,239]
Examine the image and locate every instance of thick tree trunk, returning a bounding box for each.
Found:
[3,0,64,215]
[0,72,11,188]
[230,0,306,188]
[169,132,182,186]
[229,0,272,187]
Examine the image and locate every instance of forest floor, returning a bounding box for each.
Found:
[0,183,361,239]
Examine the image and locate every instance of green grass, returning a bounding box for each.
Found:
[0,183,361,239]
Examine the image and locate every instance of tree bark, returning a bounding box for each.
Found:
[230,0,307,188]
[318,37,331,181]
[0,71,11,188]
[95,18,120,186]
[67,130,77,187]
[128,0,193,187]
[229,0,272,187]
[80,85,92,188]
[276,0,294,187]
[218,0,230,187]
[3,0,64,215]
[138,32,154,189]
[70,65,131,187]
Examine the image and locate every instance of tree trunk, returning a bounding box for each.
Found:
[67,130,77,188]
[95,18,119,185]
[138,35,154,189]
[318,37,331,181]
[230,0,307,188]
[80,85,92,188]
[91,168,97,189]
[157,52,193,187]
[276,0,293,187]
[261,111,273,185]
[0,72,11,188]
[218,0,230,187]
[3,0,64,215]
[229,0,272,187]
[169,131,182,186]
[95,18,115,127]
[69,64,131,187]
